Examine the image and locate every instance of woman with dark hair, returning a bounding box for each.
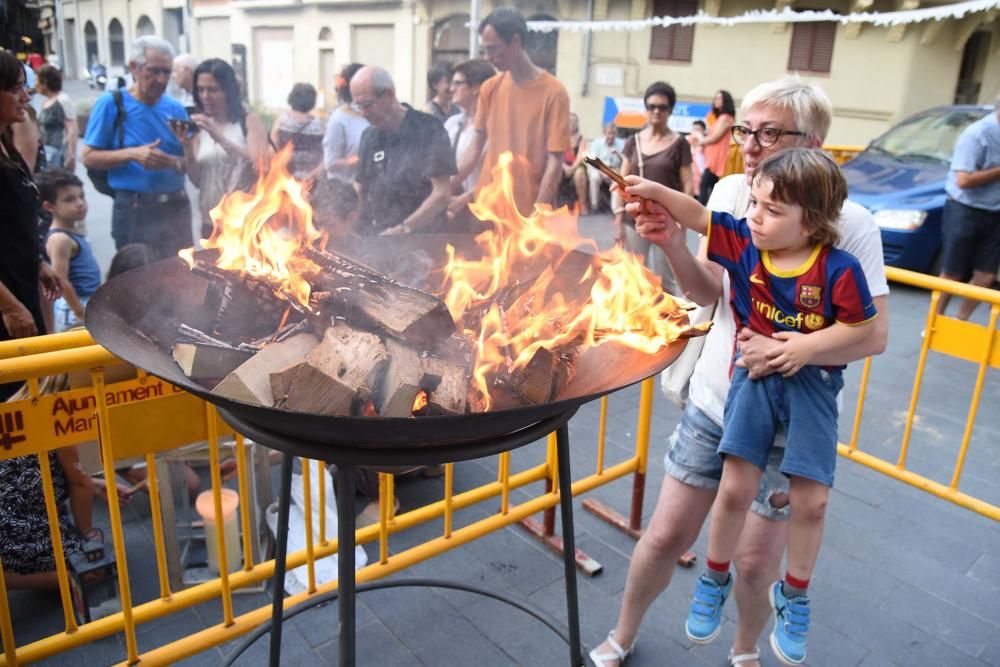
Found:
[697,89,736,203]
[173,58,268,238]
[423,62,459,123]
[270,83,325,180]
[612,80,692,296]
[36,65,78,172]
[0,51,60,400]
[322,62,368,182]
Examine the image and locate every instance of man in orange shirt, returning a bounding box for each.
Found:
[455,8,570,216]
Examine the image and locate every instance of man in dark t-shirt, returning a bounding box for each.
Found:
[352,66,456,235]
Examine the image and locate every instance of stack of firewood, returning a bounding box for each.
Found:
[171,248,579,417]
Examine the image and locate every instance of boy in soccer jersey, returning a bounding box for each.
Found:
[618,147,877,665]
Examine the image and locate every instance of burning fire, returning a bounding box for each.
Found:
[180,146,325,305]
[180,149,704,413]
[441,152,699,409]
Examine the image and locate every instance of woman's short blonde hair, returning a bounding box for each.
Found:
[740,77,832,144]
[752,148,846,247]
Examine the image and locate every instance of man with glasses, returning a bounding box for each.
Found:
[82,36,191,259]
[454,7,570,216]
[590,78,889,667]
[351,66,456,235]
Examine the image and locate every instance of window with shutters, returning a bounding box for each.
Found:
[650,0,697,63]
[787,21,837,74]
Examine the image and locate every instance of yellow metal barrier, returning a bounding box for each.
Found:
[824,144,865,165]
[3,263,996,664]
[838,267,1000,522]
[0,338,655,666]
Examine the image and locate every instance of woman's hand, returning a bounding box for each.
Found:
[1,301,37,338]
[734,328,783,379]
[191,113,223,142]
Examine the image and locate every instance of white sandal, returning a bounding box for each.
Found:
[729,646,761,665]
[589,631,634,667]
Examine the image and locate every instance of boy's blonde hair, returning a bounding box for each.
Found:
[752,148,846,247]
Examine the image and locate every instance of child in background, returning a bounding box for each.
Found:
[688,119,707,197]
[619,148,878,665]
[38,170,102,332]
[310,176,360,241]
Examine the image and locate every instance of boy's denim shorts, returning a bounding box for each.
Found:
[665,401,790,521]
[719,365,843,487]
[54,296,88,333]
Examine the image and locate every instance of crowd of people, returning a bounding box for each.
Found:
[6,6,998,664]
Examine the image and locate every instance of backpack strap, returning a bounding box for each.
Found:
[111,89,126,148]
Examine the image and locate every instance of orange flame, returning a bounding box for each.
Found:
[180,146,324,306]
[412,390,428,413]
[441,152,695,409]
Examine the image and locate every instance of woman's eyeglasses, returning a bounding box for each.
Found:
[646,104,671,114]
[730,125,806,147]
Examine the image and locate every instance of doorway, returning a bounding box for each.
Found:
[954,30,992,105]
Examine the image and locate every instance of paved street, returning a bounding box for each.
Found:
[8,120,1000,665]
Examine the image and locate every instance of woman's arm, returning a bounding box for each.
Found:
[680,164,693,198]
[64,117,78,172]
[700,114,734,146]
[269,116,283,151]
[244,112,269,164]
[760,317,877,377]
[612,155,633,243]
[11,119,38,173]
[0,280,38,338]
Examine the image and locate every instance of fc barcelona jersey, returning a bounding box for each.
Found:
[706,211,878,342]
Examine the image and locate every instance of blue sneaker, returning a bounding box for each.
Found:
[685,574,733,644]
[769,581,810,665]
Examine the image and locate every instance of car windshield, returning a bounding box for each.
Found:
[868,108,987,163]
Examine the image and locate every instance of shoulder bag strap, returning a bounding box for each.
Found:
[635,131,645,178]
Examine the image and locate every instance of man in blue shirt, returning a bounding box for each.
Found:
[938,95,1000,320]
[82,35,192,260]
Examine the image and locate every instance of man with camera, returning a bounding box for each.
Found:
[82,35,192,260]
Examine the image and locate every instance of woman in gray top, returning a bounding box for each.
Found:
[36,65,78,172]
[322,63,368,182]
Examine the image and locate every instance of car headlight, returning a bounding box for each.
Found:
[873,209,927,231]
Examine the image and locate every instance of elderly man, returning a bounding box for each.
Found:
[351,66,456,235]
[585,122,624,212]
[589,78,890,667]
[455,7,570,215]
[171,53,198,109]
[83,36,191,260]
[936,94,1000,320]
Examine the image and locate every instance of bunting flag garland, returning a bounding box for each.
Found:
[527,0,1000,32]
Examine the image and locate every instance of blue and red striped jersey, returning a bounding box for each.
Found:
[707,211,877,340]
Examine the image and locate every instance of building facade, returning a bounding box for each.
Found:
[38,0,1000,145]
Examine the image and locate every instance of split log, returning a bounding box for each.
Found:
[419,343,472,416]
[374,339,422,418]
[212,333,320,406]
[172,342,254,381]
[304,247,455,348]
[283,325,388,416]
[510,344,581,405]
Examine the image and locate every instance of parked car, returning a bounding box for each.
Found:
[842,104,992,274]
